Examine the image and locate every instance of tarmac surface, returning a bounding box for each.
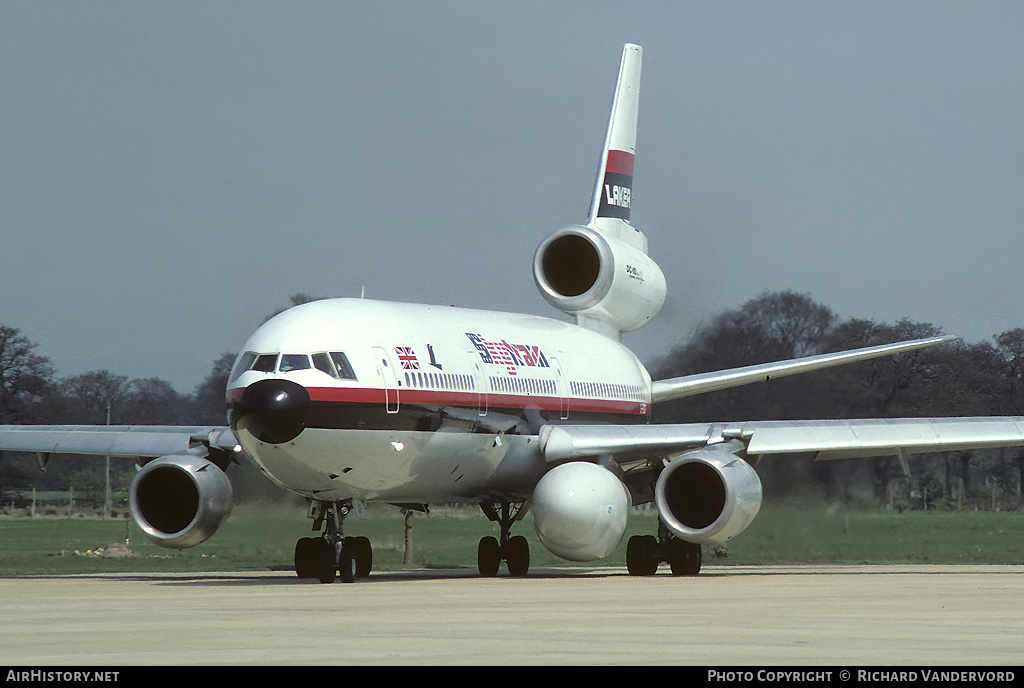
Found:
[1,564,1022,666]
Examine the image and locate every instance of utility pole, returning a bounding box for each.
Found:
[403,509,413,564]
[104,401,112,520]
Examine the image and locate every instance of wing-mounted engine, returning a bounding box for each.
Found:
[129,454,233,549]
[654,444,763,546]
[533,224,666,336]
[531,461,631,561]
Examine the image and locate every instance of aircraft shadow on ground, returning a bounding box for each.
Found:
[68,563,1020,588]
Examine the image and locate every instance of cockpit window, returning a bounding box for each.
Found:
[279,354,311,373]
[308,351,357,380]
[311,352,356,380]
[311,353,335,378]
[329,352,357,380]
[230,352,258,382]
[236,350,356,380]
[252,353,279,373]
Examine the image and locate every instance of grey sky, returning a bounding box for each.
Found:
[2,2,1022,393]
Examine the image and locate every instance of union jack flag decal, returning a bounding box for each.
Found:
[395,346,419,370]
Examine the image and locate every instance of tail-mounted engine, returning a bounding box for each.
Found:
[533,225,666,335]
[129,454,233,549]
[654,444,763,546]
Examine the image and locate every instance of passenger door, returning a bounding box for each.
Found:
[372,346,400,414]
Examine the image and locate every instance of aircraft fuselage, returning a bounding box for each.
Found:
[227,298,652,503]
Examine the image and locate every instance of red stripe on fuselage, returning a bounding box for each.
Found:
[308,386,645,416]
[229,384,649,418]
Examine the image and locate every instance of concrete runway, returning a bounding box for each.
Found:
[1,564,1022,666]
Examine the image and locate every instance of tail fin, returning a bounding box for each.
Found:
[588,43,647,253]
[533,44,665,336]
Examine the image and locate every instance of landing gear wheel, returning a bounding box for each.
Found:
[303,500,369,583]
[666,538,702,576]
[626,534,659,576]
[310,537,337,584]
[294,537,317,578]
[478,501,530,578]
[504,535,530,578]
[344,536,373,578]
[478,536,501,577]
[338,546,357,583]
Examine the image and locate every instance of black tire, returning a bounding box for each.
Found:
[626,534,659,576]
[310,537,336,584]
[666,538,702,576]
[352,536,373,578]
[343,536,373,578]
[504,535,530,578]
[338,546,357,584]
[478,536,501,577]
[294,537,316,578]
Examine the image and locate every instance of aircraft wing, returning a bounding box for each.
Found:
[539,417,1024,464]
[0,425,238,460]
[649,335,957,403]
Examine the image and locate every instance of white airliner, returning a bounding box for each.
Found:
[4,44,1024,582]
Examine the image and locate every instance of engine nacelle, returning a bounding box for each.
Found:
[655,446,762,546]
[532,461,631,562]
[129,455,233,549]
[533,225,666,334]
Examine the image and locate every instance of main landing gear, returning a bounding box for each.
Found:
[477,501,530,577]
[626,521,702,576]
[294,500,373,583]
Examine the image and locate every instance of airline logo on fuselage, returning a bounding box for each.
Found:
[466,333,549,375]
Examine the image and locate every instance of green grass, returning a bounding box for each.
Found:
[0,501,1021,576]
[721,503,1024,565]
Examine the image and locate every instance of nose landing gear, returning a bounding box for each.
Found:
[294,500,373,583]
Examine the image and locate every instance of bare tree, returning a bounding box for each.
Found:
[56,370,130,424]
[193,352,237,424]
[0,325,54,424]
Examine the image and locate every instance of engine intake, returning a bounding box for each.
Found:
[655,445,762,546]
[533,225,666,334]
[129,455,233,549]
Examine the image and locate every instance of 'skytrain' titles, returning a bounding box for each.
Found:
[466,333,550,375]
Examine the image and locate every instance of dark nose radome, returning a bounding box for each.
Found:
[231,379,311,444]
